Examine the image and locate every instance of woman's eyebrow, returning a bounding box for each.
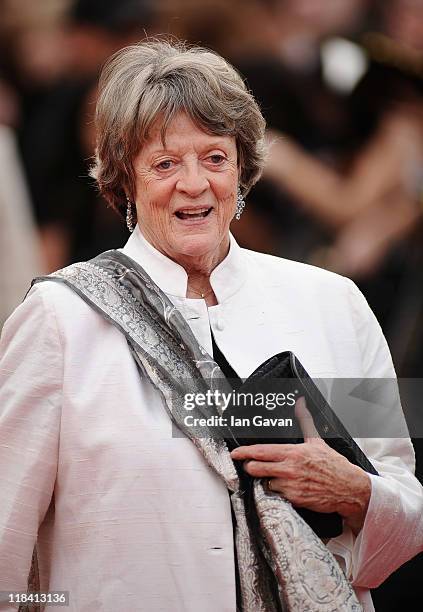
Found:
[149,141,232,155]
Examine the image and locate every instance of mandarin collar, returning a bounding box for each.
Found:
[120,225,247,302]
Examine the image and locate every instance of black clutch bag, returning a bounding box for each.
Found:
[225,351,378,538]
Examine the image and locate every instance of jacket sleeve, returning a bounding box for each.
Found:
[0,283,62,607]
[327,277,423,588]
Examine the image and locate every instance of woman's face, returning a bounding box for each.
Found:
[132,112,239,271]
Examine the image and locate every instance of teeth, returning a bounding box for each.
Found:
[175,207,212,220]
[178,208,209,215]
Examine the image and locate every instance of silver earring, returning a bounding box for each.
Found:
[126,198,135,233]
[235,187,246,220]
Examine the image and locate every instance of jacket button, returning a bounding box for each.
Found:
[216,318,224,331]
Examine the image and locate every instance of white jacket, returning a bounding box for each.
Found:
[0,227,422,611]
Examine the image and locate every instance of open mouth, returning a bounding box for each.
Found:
[175,207,212,220]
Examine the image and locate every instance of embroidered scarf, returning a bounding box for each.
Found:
[33,250,362,612]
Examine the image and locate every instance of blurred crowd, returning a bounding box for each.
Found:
[1,0,423,607]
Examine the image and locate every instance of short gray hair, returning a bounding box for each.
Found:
[90,39,267,215]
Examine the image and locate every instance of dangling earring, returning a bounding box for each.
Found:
[235,186,246,220]
[126,197,135,233]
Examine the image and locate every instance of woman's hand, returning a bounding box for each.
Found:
[230,398,371,534]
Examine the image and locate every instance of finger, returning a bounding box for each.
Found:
[230,444,296,461]
[266,477,287,496]
[295,396,322,443]
[243,460,291,478]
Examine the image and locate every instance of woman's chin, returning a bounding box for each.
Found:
[171,233,228,265]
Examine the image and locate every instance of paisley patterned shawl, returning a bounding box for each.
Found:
[33,249,362,612]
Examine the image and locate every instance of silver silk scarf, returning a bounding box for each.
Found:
[34,250,362,612]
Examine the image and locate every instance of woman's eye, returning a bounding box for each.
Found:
[209,154,225,164]
[156,160,173,170]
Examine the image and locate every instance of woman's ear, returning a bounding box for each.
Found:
[236,144,243,183]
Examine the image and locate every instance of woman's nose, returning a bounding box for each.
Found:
[176,162,209,197]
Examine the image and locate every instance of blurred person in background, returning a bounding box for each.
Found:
[0,7,45,325]
[258,0,423,381]
[347,0,423,380]
[0,0,75,272]
[0,120,44,327]
[3,0,161,272]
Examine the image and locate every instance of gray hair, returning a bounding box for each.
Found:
[90,39,267,215]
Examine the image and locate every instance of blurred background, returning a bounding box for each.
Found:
[0,0,422,607]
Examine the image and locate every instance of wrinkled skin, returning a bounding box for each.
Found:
[132,112,239,280]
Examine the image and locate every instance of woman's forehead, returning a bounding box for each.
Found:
[140,111,236,154]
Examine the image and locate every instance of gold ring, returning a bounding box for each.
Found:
[267,478,273,492]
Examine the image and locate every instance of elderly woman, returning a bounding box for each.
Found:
[0,41,422,612]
